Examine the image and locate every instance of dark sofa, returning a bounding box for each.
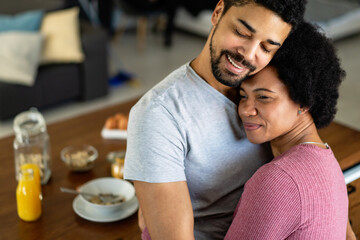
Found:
[0,1,109,120]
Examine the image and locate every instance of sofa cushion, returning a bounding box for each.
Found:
[0,32,43,86]
[0,10,44,32]
[0,64,81,120]
[40,7,84,64]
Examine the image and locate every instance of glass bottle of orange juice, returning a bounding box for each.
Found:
[20,163,42,196]
[16,168,42,221]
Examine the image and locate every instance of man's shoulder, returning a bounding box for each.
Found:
[134,63,200,109]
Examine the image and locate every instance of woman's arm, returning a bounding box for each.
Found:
[134,181,194,240]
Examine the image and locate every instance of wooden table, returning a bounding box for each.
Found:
[0,98,141,240]
[0,97,359,239]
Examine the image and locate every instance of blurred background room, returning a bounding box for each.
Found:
[0,0,359,138]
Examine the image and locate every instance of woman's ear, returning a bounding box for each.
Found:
[298,106,310,115]
[211,0,224,26]
[302,107,310,113]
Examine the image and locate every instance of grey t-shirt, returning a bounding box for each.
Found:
[124,63,272,239]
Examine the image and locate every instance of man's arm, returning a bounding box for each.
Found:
[347,220,357,240]
[134,181,194,240]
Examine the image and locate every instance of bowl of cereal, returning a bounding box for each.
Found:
[79,177,136,214]
[61,144,98,172]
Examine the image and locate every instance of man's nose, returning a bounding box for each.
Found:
[239,41,257,63]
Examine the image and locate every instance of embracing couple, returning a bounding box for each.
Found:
[124,0,355,239]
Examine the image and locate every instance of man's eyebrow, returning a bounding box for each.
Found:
[267,39,281,47]
[239,19,256,33]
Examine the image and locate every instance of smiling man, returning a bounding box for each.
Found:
[209,6,288,84]
[124,0,306,239]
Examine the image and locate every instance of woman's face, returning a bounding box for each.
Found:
[238,66,300,144]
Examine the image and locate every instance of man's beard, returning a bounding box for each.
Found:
[209,27,256,87]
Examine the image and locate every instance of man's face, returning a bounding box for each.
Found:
[209,2,292,87]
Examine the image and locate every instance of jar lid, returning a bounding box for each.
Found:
[13,108,47,141]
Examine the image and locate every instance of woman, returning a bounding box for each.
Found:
[225,22,348,239]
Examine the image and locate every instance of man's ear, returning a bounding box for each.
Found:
[211,0,224,26]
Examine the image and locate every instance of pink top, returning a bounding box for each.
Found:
[142,227,150,239]
[225,144,348,240]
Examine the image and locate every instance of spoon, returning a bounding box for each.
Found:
[60,187,125,204]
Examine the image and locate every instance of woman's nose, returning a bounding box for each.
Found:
[239,100,257,117]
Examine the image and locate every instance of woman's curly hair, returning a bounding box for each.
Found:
[223,0,306,29]
[270,21,346,129]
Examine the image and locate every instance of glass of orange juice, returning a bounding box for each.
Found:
[16,168,42,221]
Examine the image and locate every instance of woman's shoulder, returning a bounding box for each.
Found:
[249,144,337,193]
[267,144,345,199]
[271,144,336,171]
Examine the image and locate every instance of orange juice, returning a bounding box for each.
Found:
[16,168,42,221]
[20,163,41,188]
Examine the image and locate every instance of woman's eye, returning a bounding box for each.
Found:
[257,95,270,100]
[239,94,247,99]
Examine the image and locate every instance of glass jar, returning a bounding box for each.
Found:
[13,108,51,185]
[107,151,126,179]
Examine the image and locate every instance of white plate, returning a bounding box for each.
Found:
[101,128,127,139]
[72,195,138,222]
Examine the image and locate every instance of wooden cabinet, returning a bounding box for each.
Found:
[348,178,360,238]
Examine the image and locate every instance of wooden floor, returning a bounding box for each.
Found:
[319,122,360,238]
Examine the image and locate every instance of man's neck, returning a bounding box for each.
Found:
[190,56,239,104]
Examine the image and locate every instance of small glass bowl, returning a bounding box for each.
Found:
[61,144,98,172]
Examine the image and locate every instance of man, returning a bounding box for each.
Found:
[124,0,305,239]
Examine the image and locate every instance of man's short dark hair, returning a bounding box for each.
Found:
[222,0,306,29]
[270,21,345,129]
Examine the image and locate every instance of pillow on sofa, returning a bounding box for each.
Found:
[40,7,84,64]
[0,10,44,32]
[0,32,43,86]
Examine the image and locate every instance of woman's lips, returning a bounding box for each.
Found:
[242,122,262,131]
